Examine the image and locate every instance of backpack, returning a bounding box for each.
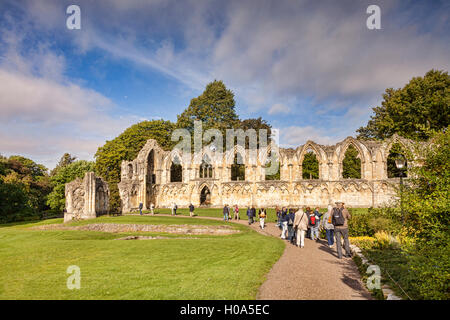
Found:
[288,214,294,225]
[332,207,345,226]
[309,215,316,226]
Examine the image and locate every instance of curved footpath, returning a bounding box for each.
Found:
[130,213,372,300]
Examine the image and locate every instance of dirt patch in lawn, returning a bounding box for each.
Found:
[32,223,240,235]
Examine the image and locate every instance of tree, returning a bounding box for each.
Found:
[50,153,77,176]
[47,160,95,212]
[342,145,361,179]
[399,128,450,299]
[176,80,240,144]
[95,119,175,211]
[238,117,272,149]
[357,69,449,141]
[302,152,319,179]
[0,155,51,222]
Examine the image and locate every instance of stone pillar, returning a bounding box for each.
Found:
[83,172,96,219]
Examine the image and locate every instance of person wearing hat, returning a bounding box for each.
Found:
[332,201,352,259]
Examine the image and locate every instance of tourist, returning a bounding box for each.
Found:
[246,206,253,225]
[293,207,309,248]
[287,208,295,242]
[251,206,256,223]
[258,208,266,229]
[189,203,195,217]
[310,207,322,241]
[150,203,155,215]
[275,206,281,228]
[139,202,143,216]
[320,204,334,248]
[332,201,352,259]
[173,203,178,215]
[223,204,229,221]
[305,207,311,238]
[280,207,289,239]
[234,204,239,220]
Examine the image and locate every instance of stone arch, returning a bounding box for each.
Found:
[199,185,211,205]
[338,138,367,179]
[296,141,326,180]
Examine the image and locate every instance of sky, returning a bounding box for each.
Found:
[0,0,449,170]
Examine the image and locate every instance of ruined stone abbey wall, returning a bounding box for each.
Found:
[64,172,110,222]
[118,135,416,212]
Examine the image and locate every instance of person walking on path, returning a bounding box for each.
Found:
[320,204,335,248]
[280,207,289,239]
[310,207,322,241]
[332,201,352,259]
[139,202,143,216]
[251,206,256,223]
[234,204,239,220]
[223,204,230,221]
[275,206,281,228]
[150,203,155,215]
[189,203,195,217]
[258,208,266,229]
[293,207,309,248]
[287,209,295,242]
[246,206,253,225]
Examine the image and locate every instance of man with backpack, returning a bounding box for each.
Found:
[308,208,320,240]
[332,201,352,259]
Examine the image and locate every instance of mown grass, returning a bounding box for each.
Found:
[0,215,284,300]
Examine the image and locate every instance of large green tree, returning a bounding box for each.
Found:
[357,69,450,141]
[47,160,95,212]
[95,119,175,211]
[302,152,319,179]
[342,145,361,179]
[176,80,240,143]
[0,155,51,222]
[50,153,77,176]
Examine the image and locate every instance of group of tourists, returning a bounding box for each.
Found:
[222,204,240,221]
[275,201,352,258]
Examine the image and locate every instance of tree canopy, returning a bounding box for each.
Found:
[302,152,319,179]
[357,69,450,141]
[176,80,240,138]
[0,155,51,223]
[342,145,361,179]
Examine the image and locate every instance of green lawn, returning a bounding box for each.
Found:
[0,215,284,300]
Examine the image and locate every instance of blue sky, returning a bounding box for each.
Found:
[0,0,449,169]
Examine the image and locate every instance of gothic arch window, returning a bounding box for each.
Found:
[200,185,211,205]
[301,149,319,179]
[265,150,280,180]
[387,142,408,178]
[342,144,362,179]
[200,154,213,178]
[170,155,183,182]
[231,152,245,181]
[127,164,133,179]
[147,150,155,184]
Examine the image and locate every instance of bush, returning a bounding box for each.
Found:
[348,207,403,237]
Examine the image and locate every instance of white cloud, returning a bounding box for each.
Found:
[268,103,290,115]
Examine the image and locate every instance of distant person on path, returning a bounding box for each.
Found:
[189,203,195,217]
[293,207,309,248]
[150,203,155,215]
[280,207,289,239]
[173,203,178,215]
[139,202,143,215]
[258,208,266,229]
[251,206,256,223]
[234,204,239,220]
[310,207,322,241]
[223,204,230,221]
[320,204,335,248]
[287,208,295,242]
[332,201,352,259]
[275,206,281,228]
[305,207,311,239]
[246,206,253,225]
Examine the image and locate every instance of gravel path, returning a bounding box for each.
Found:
[251,221,372,300]
[127,213,372,300]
